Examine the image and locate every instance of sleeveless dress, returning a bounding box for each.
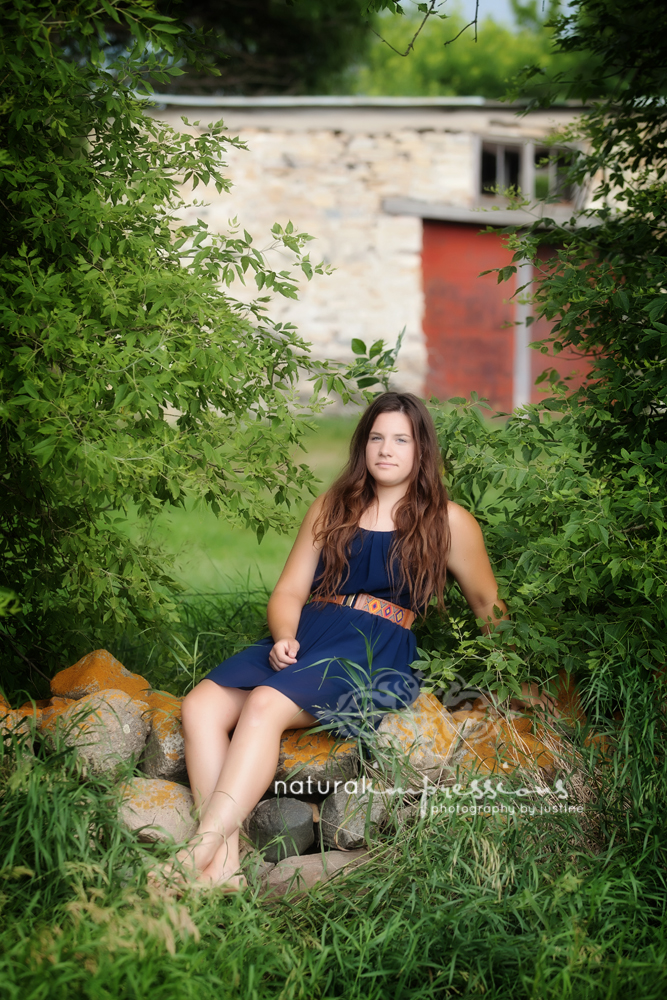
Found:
[205,528,422,737]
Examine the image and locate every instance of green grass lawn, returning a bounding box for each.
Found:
[136,415,358,595]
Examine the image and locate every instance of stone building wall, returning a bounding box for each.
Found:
[148,98,584,399]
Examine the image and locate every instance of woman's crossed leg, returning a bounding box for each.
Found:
[179,679,316,888]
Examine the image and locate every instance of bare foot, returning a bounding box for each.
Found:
[146,860,185,895]
[175,829,225,877]
[190,836,246,892]
[193,870,248,893]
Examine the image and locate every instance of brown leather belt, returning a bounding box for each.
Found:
[311,592,415,630]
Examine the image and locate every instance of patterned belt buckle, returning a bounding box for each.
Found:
[353,592,414,630]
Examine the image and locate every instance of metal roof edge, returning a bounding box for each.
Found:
[142,93,585,111]
[382,197,597,228]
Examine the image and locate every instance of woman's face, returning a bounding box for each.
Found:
[365,411,417,489]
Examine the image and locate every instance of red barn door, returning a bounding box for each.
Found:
[421,220,590,410]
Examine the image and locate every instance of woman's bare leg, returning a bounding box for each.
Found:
[179,680,251,881]
[181,680,250,807]
[183,684,316,886]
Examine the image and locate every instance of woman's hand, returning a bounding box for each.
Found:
[269,638,300,671]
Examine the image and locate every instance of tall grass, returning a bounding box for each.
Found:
[2,678,667,999]
[114,587,271,694]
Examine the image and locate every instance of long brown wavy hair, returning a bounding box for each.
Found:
[312,392,450,612]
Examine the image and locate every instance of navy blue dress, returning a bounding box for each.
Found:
[205,528,422,737]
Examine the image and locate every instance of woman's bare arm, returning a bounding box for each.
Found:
[445,502,507,631]
[447,504,558,711]
[266,496,325,670]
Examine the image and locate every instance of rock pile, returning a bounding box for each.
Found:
[1,650,589,894]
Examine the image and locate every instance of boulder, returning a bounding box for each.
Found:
[320,787,388,850]
[15,699,51,727]
[50,689,149,774]
[37,696,78,734]
[274,728,358,798]
[140,691,187,782]
[120,777,197,843]
[453,717,561,777]
[376,692,491,779]
[265,849,369,896]
[51,649,150,702]
[246,796,315,863]
[0,705,32,749]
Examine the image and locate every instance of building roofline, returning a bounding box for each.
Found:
[144,93,584,111]
[383,197,597,228]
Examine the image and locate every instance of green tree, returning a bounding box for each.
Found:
[346,0,607,99]
[156,0,373,95]
[0,0,393,682]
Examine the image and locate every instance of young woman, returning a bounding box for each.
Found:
[178,392,507,889]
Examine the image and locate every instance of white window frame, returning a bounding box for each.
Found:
[477,137,583,208]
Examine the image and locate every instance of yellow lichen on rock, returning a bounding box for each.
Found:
[377,692,472,777]
[276,729,358,786]
[119,776,197,843]
[140,691,186,782]
[35,697,78,734]
[50,649,150,701]
[145,692,182,741]
[280,729,354,767]
[14,699,51,725]
[454,717,561,776]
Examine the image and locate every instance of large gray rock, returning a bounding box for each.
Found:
[320,788,388,850]
[274,728,359,798]
[375,692,491,780]
[119,777,197,843]
[140,692,187,782]
[265,849,369,896]
[0,705,32,752]
[53,689,149,775]
[246,796,314,863]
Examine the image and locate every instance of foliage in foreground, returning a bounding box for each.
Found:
[503,0,667,456]
[410,400,667,714]
[1,687,667,1000]
[0,1,393,681]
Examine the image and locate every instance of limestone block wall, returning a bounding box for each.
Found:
[151,106,484,396]
[148,101,583,399]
